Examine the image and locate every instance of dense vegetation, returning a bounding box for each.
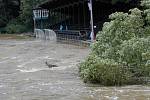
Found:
[6,0,46,33]
[0,0,45,33]
[0,0,20,28]
[79,0,150,86]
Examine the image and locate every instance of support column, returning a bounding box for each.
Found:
[89,0,94,41]
[83,1,86,29]
[78,3,80,30]
[51,10,54,27]
[59,8,61,25]
[66,6,69,28]
[64,7,66,27]
[40,9,43,29]
[72,5,75,27]
[54,9,56,26]
[60,8,62,24]
[62,8,64,25]
[49,10,52,28]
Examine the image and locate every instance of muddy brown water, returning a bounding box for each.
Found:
[0,39,150,100]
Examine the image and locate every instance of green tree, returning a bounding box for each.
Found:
[111,0,132,4]
[4,0,45,33]
[0,0,20,28]
[79,0,150,86]
[19,0,44,26]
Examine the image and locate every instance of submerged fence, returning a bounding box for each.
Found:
[34,29,91,47]
[34,29,56,41]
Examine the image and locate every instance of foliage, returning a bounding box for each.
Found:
[111,0,132,4]
[19,0,44,25]
[119,37,150,78]
[79,55,133,85]
[0,16,8,27]
[79,6,150,86]
[5,24,27,34]
[19,0,47,29]
[3,0,45,33]
[0,0,20,27]
[5,18,27,34]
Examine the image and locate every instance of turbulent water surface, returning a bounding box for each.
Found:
[0,39,150,100]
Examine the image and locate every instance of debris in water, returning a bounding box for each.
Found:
[45,61,58,68]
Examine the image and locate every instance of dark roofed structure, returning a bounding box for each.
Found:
[33,0,139,40]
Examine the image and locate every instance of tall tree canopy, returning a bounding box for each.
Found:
[0,0,20,27]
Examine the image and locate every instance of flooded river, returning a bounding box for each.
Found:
[0,39,150,100]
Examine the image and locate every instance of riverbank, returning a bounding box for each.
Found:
[0,34,32,40]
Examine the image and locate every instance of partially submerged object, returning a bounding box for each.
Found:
[45,61,58,68]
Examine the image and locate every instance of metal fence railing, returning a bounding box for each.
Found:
[34,29,91,47]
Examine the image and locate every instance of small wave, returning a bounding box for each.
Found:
[104,96,119,100]
[0,56,19,64]
[52,62,77,70]
[17,58,39,68]
[16,68,48,73]
[42,56,52,59]
[0,60,9,64]
[0,57,9,63]
[0,85,4,88]
[10,57,18,59]
[38,83,53,86]
[17,56,53,68]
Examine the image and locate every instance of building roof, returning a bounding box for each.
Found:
[36,0,112,9]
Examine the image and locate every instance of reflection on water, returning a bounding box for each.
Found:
[0,39,149,100]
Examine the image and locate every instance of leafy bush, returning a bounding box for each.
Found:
[119,37,150,77]
[79,7,150,86]
[5,24,27,34]
[0,16,8,27]
[2,0,44,34]
[5,18,30,34]
[79,55,133,86]
[111,0,131,4]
